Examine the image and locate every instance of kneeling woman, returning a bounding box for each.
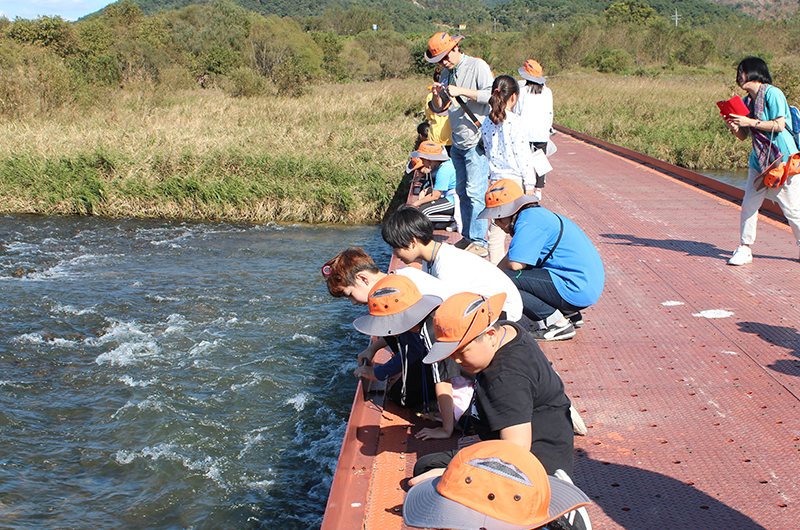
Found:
[478,179,605,341]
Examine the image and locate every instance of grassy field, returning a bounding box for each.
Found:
[552,71,751,170]
[0,71,753,223]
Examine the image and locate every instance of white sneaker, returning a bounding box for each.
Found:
[728,245,752,266]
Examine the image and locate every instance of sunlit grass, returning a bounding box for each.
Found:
[0,72,756,222]
[552,70,751,169]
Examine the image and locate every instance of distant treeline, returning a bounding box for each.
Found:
[3,0,800,115]
[126,0,748,34]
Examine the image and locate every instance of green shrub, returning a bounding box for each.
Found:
[581,48,631,73]
[7,16,78,58]
[674,29,716,67]
[225,66,269,97]
[248,15,322,94]
[353,30,411,79]
[310,31,347,80]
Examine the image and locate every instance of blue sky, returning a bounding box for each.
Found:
[0,0,113,21]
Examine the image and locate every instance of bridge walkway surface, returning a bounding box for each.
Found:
[321,130,800,530]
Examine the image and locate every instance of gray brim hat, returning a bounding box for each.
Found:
[410,140,450,161]
[425,32,465,63]
[353,286,443,337]
[422,292,505,364]
[477,195,537,220]
[519,59,546,84]
[406,158,424,174]
[477,179,538,220]
[403,473,592,530]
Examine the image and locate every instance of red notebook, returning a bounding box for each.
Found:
[717,96,750,118]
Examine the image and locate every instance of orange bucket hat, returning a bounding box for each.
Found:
[423,291,506,363]
[410,140,450,161]
[519,59,546,84]
[756,157,784,191]
[403,440,591,529]
[477,179,538,220]
[352,274,442,337]
[405,157,424,174]
[425,32,464,63]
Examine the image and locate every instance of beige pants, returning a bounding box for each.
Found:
[741,166,800,246]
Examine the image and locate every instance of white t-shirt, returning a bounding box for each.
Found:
[425,243,523,321]
[514,83,553,143]
[393,266,459,301]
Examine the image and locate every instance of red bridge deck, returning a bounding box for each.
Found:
[322,130,800,530]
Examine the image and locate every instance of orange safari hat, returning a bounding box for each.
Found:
[478,179,538,220]
[353,274,442,337]
[519,59,546,84]
[406,157,424,174]
[423,291,506,363]
[410,140,450,161]
[425,32,464,63]
[403,440,592,529]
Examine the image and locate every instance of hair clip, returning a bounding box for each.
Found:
[321,265,332,276]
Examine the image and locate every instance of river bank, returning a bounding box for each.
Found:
[0,73,751,223]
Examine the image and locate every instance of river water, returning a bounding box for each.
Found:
[0,214,390,529]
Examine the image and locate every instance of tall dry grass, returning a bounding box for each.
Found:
[551,71,752,169]
[0,72,761,223]
[0,78,427,222]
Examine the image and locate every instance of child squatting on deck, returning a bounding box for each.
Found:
[479,179,605,343]
[381,205,524,323]
[411,291,592,529]
[403,440,592,530]
[408,141,461,232]
[321,248,472,439]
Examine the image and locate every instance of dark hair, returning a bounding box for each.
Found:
[737,57,772,86]
[508,202,539,237]
[525,80,544,95]
[382,206,434,248]
[433,68,442,83]
[417,121,430,138]
[322,247,380,297]
[488,75,519,125]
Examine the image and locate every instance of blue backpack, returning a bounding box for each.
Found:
[788,105,800,149]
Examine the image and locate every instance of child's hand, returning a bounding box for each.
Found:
[356,348,375,366]
[414,426,452,440]
[354,364,378,381]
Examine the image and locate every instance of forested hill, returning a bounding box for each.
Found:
[120,0,750,33]
[124,0,495,33]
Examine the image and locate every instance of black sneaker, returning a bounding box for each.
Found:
[454,237,471,250]
[531,321,576,341]
[564,311,583,328]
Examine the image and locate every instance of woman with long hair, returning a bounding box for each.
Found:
[481,74,539,265]
[515,59,554,199]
